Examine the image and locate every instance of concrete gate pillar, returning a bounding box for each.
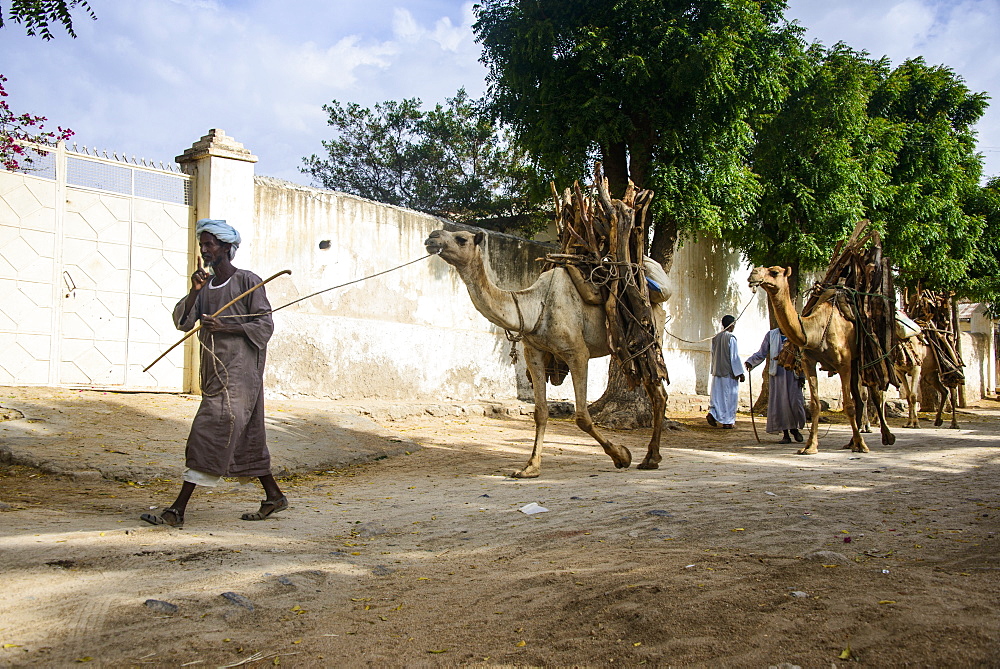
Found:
[175,129,258,391]
[176,128,257,232]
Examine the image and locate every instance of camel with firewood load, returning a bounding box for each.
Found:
[424,228,669,478]
[893,335,959,429]
[748,265,895,454]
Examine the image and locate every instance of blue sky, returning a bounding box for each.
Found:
[2,0,997,184]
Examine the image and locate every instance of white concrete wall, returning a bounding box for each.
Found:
[247,177,852,406]
[251,178,555,401]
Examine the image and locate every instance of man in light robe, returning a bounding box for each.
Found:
[745,328,806,443]
[707,314,744,429]
[141,219,287,527]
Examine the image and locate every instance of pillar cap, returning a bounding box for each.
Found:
[176,129,258,164]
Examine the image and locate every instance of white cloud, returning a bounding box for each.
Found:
[2,1,996,181]
[0,0,485,182]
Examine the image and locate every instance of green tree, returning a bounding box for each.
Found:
[738,44,900,274]
[302,89,550,236]
[869,57,989,291]
[474,0,803,267]
[1,0,94,39]
[961,177,1000,312]
[475,0,804,426]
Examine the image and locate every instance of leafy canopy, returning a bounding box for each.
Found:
[302,89,550,236]
[868,57,989,291]
[0,0,95,39]
[737,43,900,271]
[474,0,804,263]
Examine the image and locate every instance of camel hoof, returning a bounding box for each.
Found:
[511,468,540,479]
[861,426,873,434]
[902,423,917,428]
[882,433,895,446]
[605,444,632,470]
[852,444,870,453]
[934,418,944,427]
[637,460,660,470]
[841,442,854,450]
[796,448,817,455]
[948,424,960,430]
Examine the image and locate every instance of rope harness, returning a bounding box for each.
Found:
[504,271,557,365]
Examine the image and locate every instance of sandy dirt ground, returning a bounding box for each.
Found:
[1,396,999,668]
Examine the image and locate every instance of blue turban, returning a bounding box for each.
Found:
[196,219,241,259]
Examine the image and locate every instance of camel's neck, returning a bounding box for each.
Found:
[765,283,809,348]
[455,254,529,333]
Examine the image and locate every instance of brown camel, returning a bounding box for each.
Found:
[893,335,959,429]
[425,228,668,478]
[748,266,895,454]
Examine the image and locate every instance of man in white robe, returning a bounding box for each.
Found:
[707,314,744,428]
[745,328,806,443]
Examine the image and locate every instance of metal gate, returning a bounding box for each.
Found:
[0,142,193,390]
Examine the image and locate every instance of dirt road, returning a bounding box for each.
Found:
[2,399,999,667]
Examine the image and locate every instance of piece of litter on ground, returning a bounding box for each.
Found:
[790,591,808,598]
[519,502,549,515]
[684,564,696,569]
[765,491,777,496]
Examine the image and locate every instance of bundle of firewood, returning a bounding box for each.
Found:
[544,164,668,389]
[801,220,899,391]
[904,288,965,387]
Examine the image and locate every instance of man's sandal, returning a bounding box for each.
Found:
[241,496,288,521]
[140,507,184,528]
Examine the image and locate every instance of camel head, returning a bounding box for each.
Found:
[748,265,792,295]
[425,229,485,270]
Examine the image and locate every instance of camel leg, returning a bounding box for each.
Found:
[859,387,873,433]
[947,386,960,429]
[799,363,821,455]
[931,375,953,428]
[513,346,550,478]
[842,370,869,453]
[564,352,631,470]
[900,366,919,428]
[869,386,895,446]
[637,380,667,470]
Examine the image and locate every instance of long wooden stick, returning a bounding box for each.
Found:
[747,370,761,443]
[143,269,291,373]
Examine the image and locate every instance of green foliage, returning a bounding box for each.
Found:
[961,177,1000,310]
[739,43,900,271]
[0,0,95,39]
[301,89,550,236]
[474,0,804,262]
[868,57,989,291]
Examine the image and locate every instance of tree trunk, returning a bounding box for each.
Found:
[600,142,629,197]
[953,300,966,407]
[589,360,655,429]
[649,217,679,272]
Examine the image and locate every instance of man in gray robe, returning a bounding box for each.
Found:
[141,219,287,527]
[745,327,806,443]
[707,314,744,428]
